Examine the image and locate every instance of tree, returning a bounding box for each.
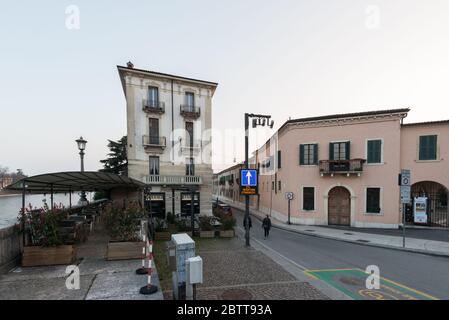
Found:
[99,136,128,175]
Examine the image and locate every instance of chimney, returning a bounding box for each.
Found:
[126,61,134,68]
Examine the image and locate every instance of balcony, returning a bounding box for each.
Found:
[142,135,166,152]
[180,105,201,119]
[319,159,365,177]
[145,175,203,185]
[180,140,202,155]
[142,100,165,114]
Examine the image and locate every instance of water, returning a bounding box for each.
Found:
[0,193,85,229]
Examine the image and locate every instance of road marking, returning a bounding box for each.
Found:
[305,268,439,300]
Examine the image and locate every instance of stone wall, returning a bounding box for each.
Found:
[0,224,22,274]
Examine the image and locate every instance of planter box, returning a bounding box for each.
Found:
[200,231,215,238]
[107,241,145,261]
[219,230,235,238]
[22,245,76,267]
[154,231,171,241]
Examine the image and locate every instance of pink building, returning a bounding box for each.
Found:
[214,109,449,229]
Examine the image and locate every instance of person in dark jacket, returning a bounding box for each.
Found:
[243,215,252,230]
[262,215,272,238]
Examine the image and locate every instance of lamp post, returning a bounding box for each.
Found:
[76,136,88,205]
[244,113,274,247]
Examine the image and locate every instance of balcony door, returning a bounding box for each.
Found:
[148,86,159,107]
[185,122,194,148]
[149,156,159,176]
[185,92,195,111]
[149,118,159,145]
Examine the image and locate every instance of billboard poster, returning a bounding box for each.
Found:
[413,197,428,224]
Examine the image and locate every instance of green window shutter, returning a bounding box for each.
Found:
[345,142,350,160]
[420,135,437,160]
[278,150,282,169]
[366,188,381,213]
[329,143,334,161]
[429,135,437,160]
[368,140,382,163]
[419,136,426,160]
[300,145,305,165]
[313,144,318,165]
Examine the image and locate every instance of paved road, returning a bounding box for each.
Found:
[234,208,449,299]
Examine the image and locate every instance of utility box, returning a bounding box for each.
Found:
[186,256,203,284]
[171,233,195,300]
[166,241,176,272]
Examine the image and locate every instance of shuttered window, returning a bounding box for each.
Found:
[330,142,350,161]
[419,135,437,161]
[303,187,315,211]
[277,150,282,169]
[367,140,382,164]
[366,188,381,214]
[300,144,318,165]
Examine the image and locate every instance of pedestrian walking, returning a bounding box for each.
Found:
[262,215,271,238]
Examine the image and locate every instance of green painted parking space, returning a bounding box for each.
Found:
[305,268,438,300]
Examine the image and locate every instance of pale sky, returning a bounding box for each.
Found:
[1,0,449,175]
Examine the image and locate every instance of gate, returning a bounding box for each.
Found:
[409,181,449,228]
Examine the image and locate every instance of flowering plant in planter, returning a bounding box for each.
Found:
[103,201,144,242]
[18,202,66,247]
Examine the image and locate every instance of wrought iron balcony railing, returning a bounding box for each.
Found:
[319,159,365,175]
[145,175,202,185]
[142,100,165,113]
[180,105,201,118]
[142,135,166,148]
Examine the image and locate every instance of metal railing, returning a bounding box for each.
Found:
[145,175,202,185]
[142,100,165,113]
[142,135,166,148]
[180,105,201,118]
[181,140,202,152]
[319,159,365,174]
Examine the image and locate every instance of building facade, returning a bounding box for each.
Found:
[214,109,449,229]
[118,64,218,217]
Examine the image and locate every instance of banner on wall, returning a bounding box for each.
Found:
[413,197,428,224]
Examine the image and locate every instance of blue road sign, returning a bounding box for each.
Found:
[241,169,258,187]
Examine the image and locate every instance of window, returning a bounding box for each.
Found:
[366,188,381,214]
[149,118,159,144]
[300,144,318,165]
[185,122,194,147]
[277,150,282,169]
[419,135,437,161]
[149,157,159,176]
[278,181,282,191]
[148,86,159,107]
[330,142,350,161]
[367,139,382,164]
[185,92,195,110]
[303,187,315,211]
[272,181,275,191]
[186,158,195,176]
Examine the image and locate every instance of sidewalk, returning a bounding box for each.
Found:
[222,199,449,258]
[0,228,164,300]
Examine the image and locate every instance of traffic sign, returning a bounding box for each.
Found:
[285,192,294,200]
[240,169,258,196]
[241,169,258,187]
[400,169,411,204]
[401,170,411,186]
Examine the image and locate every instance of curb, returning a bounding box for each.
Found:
[223,201,449,259]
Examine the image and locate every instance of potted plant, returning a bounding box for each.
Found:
[20,203,76,267]
[199,216,215,238]
[219,216,236,238]
[104,202,145,261]
[154,217,171,240]
[175,219,193,237]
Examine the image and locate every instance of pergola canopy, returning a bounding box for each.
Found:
[6,171,146,194]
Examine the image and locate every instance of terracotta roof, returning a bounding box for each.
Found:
[402,120,449,127]
[281,108,410,130]
[117,65,218,86]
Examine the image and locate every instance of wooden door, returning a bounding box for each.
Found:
[328,187,351,226]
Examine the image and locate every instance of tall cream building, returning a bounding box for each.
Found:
[118,63,218,217]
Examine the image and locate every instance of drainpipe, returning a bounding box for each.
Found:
[171,79,175,164]
[270,175,273,217]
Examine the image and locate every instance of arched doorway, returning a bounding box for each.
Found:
[328,186,351,226]
[410,181,449,228]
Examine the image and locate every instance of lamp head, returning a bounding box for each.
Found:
[76,136,87,151]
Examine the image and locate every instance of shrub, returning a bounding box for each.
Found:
[166,212,175,225]
[199,216,213,231]
[221,216,236,231]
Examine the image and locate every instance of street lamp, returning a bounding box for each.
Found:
[244,113,274,247]
[76,136,88,205]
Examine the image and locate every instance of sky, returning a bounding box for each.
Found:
[1,0,449,175]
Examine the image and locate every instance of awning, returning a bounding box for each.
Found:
[5,171,146,194]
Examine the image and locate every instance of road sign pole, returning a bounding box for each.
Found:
[288,199,291,225]
[244,113,250,247]
[403,203,406,248]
